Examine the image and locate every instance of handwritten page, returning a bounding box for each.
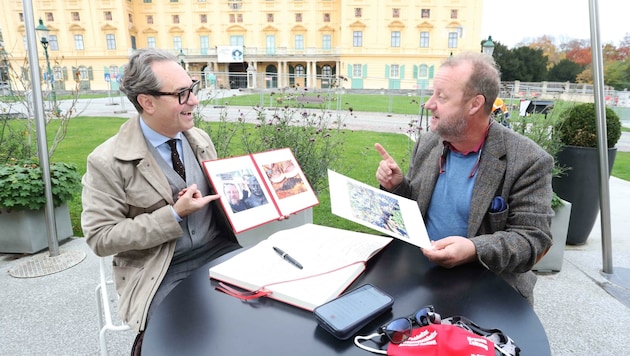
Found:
[209,223,392,310]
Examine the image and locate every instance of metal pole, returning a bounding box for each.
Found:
[22,0,59,256]
[588,0,613,274]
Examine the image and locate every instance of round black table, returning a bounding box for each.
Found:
[143,239,550,355]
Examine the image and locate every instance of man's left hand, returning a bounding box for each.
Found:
[174,184,220,217]
[422,236,477,268]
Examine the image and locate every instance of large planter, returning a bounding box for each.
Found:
[533,199,571,272]
[552,146,617,245]
[0,203,73,254]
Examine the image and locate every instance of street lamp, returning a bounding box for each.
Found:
[35,18,59,115]
[0,48,12,97]
[481,36,495,56]
[178,49,186,69]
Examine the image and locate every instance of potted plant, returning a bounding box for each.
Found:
[510,104,572,271]
[0,158,82,253]
[0,59,84,253]
[552,102,622,245]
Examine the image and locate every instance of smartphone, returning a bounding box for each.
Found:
[313,284,394,340]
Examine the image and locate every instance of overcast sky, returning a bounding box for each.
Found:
[482,0,630,48]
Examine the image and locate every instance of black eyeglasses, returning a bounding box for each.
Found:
[378,305,441,344]
[147,79,200,105]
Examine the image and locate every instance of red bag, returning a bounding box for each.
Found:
[355,323,496,356]
[386,324,495,356]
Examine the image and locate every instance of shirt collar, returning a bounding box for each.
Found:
[139,116,182,148]
[444,120,493,155]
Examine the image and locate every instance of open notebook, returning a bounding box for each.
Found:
[209,223,392,310]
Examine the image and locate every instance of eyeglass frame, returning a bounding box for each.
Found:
[377,305,441,344]
[146,79,200,105]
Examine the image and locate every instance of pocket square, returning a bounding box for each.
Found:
[490,196,507,213]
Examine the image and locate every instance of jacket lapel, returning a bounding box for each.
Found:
[468,124,507,236]
[113,116,173,203]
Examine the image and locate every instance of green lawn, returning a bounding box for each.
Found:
[49,117,413,236]
[48,116,630,238]
[205,93,428,115]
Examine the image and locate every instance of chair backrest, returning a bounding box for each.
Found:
[96,256,132,356]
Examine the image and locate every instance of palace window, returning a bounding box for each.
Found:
[353,31,363,47]
[391,31,401,47]
[420,32,429,48]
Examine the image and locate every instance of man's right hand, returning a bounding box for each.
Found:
[173,184,219,217]
[375,143,404,191]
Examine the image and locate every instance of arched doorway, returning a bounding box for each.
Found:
[228,62,248,89]
[265,64,278,89]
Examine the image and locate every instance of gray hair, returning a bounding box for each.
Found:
[442,52,500,115]
[119,48,178,113]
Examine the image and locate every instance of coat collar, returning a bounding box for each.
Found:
[112,116,210,162]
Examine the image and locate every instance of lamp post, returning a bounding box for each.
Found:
[481,36,495,56]
[0,48,12,97]
[178,49,186,69]
[35,18,59,115]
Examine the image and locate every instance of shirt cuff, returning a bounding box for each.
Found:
[170,205,183,222]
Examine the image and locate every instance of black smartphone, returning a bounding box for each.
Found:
[313,284,394,340]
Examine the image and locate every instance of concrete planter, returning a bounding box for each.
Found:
[236,208,313,247]
[0,204,73,254]
[533,199,572,272]
[553,146,617,245]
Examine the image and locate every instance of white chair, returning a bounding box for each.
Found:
[95,256,131,356]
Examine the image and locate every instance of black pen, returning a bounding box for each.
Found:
[273,246,303,269]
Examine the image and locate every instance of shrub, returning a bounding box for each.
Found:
[555,102,621,148]
[0,159,82,210]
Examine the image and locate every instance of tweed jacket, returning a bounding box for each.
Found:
[82,116,237,332]
[392,122,553,301]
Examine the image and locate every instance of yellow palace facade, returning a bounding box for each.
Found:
[0,0,484,92]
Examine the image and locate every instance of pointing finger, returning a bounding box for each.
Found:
[374,143,392,161]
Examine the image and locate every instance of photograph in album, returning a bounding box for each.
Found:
[203,148,318,233]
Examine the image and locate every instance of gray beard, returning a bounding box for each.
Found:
[433,112,468,140]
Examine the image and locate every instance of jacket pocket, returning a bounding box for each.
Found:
[112,262,143,318]
[488,209,508,232]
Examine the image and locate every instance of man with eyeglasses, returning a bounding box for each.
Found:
[375,52,553,306]
[81,48,241,355]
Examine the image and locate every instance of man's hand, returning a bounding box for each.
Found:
[375,143,404,191]
[173,184,220,217]
[422,236,477,268]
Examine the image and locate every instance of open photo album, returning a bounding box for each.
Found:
[202,148,319,233]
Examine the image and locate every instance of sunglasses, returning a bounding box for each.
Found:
[148,79,200,105]
[377,305,441,344]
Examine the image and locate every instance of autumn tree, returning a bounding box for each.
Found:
[529,35,563,67]
[617,33,630,61]
[562,39,592,66]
